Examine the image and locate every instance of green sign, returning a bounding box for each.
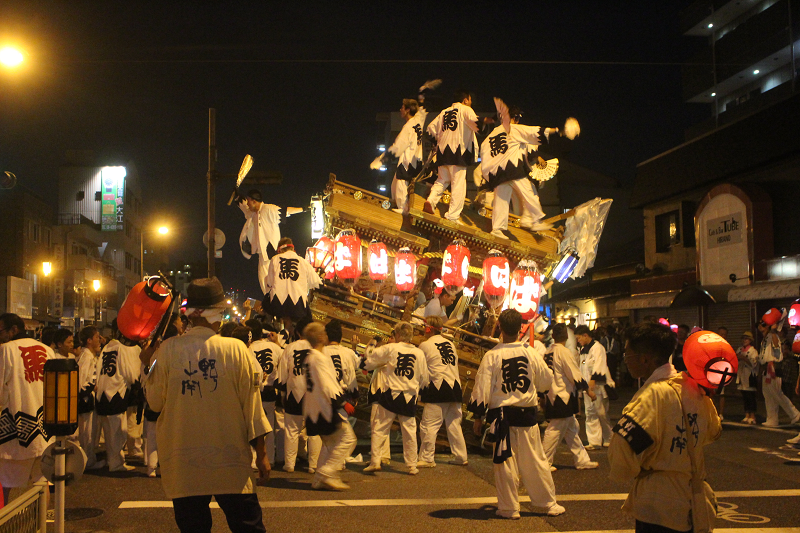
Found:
[101,167,126,231]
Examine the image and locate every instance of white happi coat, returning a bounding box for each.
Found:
[144,327,270,499]
[480,124,547,190]
[427,102,479,166]
[250,339,282,402]
[419,334,462,403]
[580,340,615,391]
[609,366,721,532]
[543,343,587,419]
[277,340,312,416]
[77,347,101,413]
[387,109,427,181]
[303,349,346,436]
[0,338,56,460]
[95,340,142,416]
[265,249,321,314]
[239,202,282,262]
[468,341,552,418]
[363,342,427,417]
[322,344,359,401]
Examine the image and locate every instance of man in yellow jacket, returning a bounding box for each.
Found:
[609,323,721,533]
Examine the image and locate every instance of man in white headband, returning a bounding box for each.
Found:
[142,277,271,532]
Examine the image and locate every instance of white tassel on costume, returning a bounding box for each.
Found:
[563,117,580,140]
[418,79,442,93]
[369,154,384,170]
[472,165,486,188]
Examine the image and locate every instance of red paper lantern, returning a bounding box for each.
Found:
[394,248,417,292]
[442,239,470,296]
[683,331,738,390]
[306,236,334,270]
[482,250,509,310]
[368,240,389,283]
[792,331,800,355]
[761,307,783,326]
[334,229,362,286]
[509,259,542,321]
[117,276,174,342]
[787,299,800,327]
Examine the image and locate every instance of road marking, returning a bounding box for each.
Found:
[119,489,800,510]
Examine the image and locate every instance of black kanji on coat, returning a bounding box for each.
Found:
[292,349,310,376]
[442,109,458,131]
[394,353,416,379]
[501,356,531,394]
[413,124,423,144]
[254,348,274,374]
[279,257,300,281]
[435,341,456,366]
[101,350,118,377]
[489,133,508,157]
[330,353,343,382]
[305,362,314,392]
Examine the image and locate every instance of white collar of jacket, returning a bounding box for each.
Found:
[643,363,678,388]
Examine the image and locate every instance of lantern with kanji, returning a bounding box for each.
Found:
[394,248,417,292]
[368,240,389,283]
[334,229,362,286]
[306,236,334,271]
[787,299,800,327]
[509,259,542,321]
[683,331,738,391]
[442,239,470,296]
[482,250,509,310]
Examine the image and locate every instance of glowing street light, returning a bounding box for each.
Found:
[92,280,101,292]
[0,46,23,68]
[158,226,169,235]
[43,262,52,277]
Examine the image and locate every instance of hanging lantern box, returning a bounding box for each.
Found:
[368,240,389,283]
[442,239,470,296]
[482,249,509,310]
[334,229,363,287]
[509,259,542,321]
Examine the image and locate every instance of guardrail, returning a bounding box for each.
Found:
[0,482,47,533]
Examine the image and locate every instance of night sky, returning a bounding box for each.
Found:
[0,1,707,298]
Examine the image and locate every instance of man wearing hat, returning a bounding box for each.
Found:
[757,309,800,427]
[142,277,271,533]
[238,189,304,295]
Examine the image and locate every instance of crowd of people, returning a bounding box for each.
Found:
[2,290,800,531]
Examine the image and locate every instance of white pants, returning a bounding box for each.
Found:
[418,402,467,464]
[495,426,558,514]
[762,375,800,426]
[99,413,128,470]
[144,419,158,473]
[542,416,592,467]
[317,423,357,479]
[126,406,143,456]
[370,403,417,468]
[584,392,612,446]
[263,401,285,465]
[78,411,101,467]
[392,175,410,213]
[492,179,544,231]
[427,165,466,221]
[284,413,321,469]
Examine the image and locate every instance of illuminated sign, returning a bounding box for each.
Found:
[101,166,126,231]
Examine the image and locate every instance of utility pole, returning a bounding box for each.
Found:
[207,109,217,278]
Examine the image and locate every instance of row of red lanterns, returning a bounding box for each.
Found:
[306,234,543,319]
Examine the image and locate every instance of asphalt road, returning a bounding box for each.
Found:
[16,388,800,533]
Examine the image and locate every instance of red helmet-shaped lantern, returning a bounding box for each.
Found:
[761,307,784,327]
[793,331,800,355]
[442,239,470,296]
[306,236,334,270]
[787,299,800,328]
[509,259,542,321]
[394,248,417,292]
[368,240,389,283]
[334,229,362,286]
[482,250,509,310]
[117,276,174,342]
[683,331,738,391]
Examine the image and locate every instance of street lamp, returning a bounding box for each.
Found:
[0,46,24,68]
[43,262,52,277]
[92,279,100,292]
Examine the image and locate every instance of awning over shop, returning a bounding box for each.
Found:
[727,280,800,302]
[670,286,716,308]
[615,291,678,311]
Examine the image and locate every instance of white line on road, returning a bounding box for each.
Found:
[119,489,800,510]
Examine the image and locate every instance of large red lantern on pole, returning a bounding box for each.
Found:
[683,331,738,391]
[117,276,175,342]
[509,259,542,321]
[334,229,362,286]
[394,248,417,292]
[482,250,509,310]
[442,239,470,296]
[368,240,389,283]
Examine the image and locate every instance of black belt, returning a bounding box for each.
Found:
[485,406,538,464]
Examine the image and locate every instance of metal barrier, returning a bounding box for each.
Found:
[0,482,47,533]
